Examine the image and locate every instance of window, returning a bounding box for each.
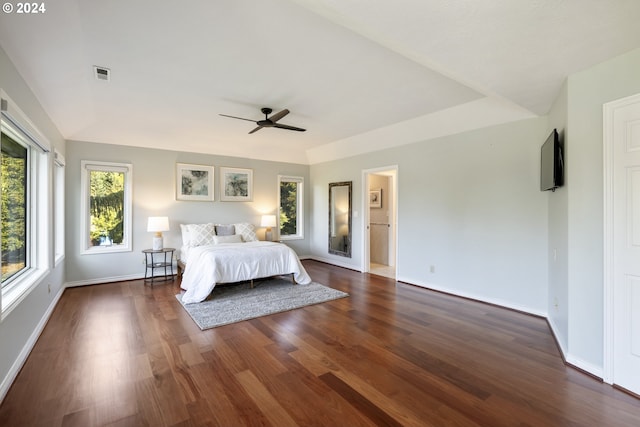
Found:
[54,150,65,265]
[278,175,303,240]
[1,131,28,284]
[80,161,132,254]
[1,90,51,318]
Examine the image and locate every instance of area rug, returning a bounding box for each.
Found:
[176,277,349,330]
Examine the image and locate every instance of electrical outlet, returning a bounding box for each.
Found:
[554,297,559,311]
[430,265,435,273]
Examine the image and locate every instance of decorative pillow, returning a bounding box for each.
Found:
[215,224,235,236]
[213,234,243,244]
[234,222,258,242]
[179,224,191,246]
[187,223,216,246]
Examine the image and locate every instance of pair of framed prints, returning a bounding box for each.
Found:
[176,163,252,202]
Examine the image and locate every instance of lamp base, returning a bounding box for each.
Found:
[152,236,163,250]
[265,228,273,242]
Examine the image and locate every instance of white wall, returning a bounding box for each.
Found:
[0,45,66,401]
[64,140,310,285]
[310,160,363,270]
[311,116,550,315]
[547,80,569,355]
[564,48,640,373]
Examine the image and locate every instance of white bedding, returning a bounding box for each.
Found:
[180,241,312,303]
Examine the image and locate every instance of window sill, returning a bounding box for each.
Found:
[1,268,47,321]
[81,246,132,255]
[279,235,304,241]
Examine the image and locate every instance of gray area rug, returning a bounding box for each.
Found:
[176,277,349,330]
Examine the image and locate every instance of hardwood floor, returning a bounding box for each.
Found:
[1,260,639,426]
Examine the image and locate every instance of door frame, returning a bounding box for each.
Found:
[361,165,398,274]
[602,92,640,385]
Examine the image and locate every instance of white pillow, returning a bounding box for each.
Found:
[179,224,191,246]
[234,222,258,242]
[213,234,243,244]
[187,223,216,246]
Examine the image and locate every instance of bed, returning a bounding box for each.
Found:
[178,222,312,304]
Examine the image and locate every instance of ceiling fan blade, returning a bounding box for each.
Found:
[268,109,290,123]
[273,123,306,132]
[219,113,256,123]
[248,126,264,134]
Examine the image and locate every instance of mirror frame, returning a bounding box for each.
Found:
[328,181,352,258]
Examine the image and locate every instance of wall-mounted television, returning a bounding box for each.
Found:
[540,128,563,192]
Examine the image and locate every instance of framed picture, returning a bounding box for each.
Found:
[176,163,214,201]
[220,167,253,201]
[369,189,382,208]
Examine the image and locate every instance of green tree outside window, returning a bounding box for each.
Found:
[1,132,27,283]
[280,181,298,236]
[89,170,124,246]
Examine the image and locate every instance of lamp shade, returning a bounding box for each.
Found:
[147,216,169,233]
[260,215,277,228]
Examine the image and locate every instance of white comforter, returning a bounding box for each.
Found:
[180,241,312,303]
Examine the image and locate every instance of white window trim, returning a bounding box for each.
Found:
[54,150,65,266]
[1,90,51,320]
[278,175,304,241]
[80,160,133,255]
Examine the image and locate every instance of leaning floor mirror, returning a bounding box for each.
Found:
[328,181,352,258]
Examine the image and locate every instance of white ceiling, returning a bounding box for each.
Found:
[1,0,639,164]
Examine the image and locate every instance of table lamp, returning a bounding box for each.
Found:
[147,216,169,250]
[261,215,277,241]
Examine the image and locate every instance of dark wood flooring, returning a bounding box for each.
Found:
[1,260,639,426]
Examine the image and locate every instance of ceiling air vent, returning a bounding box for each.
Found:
[93,66,110,81]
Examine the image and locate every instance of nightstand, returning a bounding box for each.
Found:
[142,248,175,283]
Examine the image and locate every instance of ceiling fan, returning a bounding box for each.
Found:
[219,107,306,134]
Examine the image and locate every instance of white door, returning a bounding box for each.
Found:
[611,94,640,394]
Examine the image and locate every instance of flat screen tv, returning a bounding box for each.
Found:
[540,128,563,192]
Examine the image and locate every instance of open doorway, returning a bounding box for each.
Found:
[362,166,398,279]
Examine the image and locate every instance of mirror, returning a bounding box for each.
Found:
[328,181,352,257]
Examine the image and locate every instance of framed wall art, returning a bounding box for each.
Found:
[369,189,382,208]
[220,167,253,201]
[176,163,214,201]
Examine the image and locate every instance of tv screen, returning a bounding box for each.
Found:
[540,129,563,192]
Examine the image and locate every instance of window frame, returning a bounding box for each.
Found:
[1,90,51,320]
[277,175,304,241]
[1,125,31,286]
[54,150,65,265]
[80,160,133,255]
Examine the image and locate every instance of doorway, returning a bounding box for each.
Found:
[362,166,398,279]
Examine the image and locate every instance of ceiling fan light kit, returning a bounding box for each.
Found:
[220,107,306,134]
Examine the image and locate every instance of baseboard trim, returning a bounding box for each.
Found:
[307,256,362,272]
[65,273,146,288]
[0,285,65,404]
[546,317,568,363]
[565,354,604,380]
[396,275,547,318]
[396,275,607,380]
